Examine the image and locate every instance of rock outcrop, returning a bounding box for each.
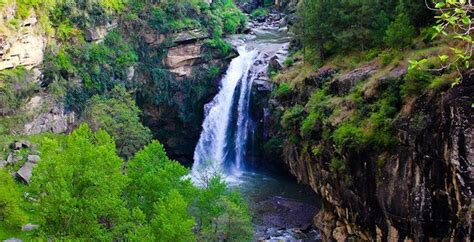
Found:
[254,63,473,240]
[0,15,45,71]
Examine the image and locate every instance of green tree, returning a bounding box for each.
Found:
[0,169,28,230]
[30,124,129,240]
[151,190,196,242]
[384,13,416,48]
[192,176,253,241]
[124,140,195,220]
[81,86,152,159]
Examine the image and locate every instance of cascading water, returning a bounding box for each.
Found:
[192,13,291,183]
[192,45,258,179]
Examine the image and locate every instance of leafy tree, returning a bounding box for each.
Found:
[124,140,195,219]
[81,86,152,159]
[0,169,28,230]
[151,190,196,241]
[30,124,129,240]
[192,176,253,241]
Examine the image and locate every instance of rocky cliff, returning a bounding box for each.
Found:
[252,57,473,240]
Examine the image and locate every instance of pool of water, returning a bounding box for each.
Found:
[231,170,322,241]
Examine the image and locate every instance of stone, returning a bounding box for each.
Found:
[0,160,6,168]
[4,238,22,242]
[85,20,117,43]
[16,162,36,184]
[269,55,283,71]
[329,64,378,96]
[11,142,23,150]
[23,105,75,135]
[21,223,39,231]
[27,155,40,164]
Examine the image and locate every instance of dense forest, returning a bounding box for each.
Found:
[0,0,472,241]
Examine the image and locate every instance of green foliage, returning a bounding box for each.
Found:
[332,123,368,151]
[384,13,416,48]
[151,190,196,241]
[192,176,253,241]
[300,112,319,137]
[251,8,268,18]
[0,67,39,116]
[125,140,193,220]
[0,169,28,230]
[204,37,232,56]
[280,104,304,129]
[81,86,152,159]
[296,0,432,62]
[401,68,431,97]
[329,158,347,173]
[30,124,129,240]
[273,83,291,98]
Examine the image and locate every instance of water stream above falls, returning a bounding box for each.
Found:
[192,13,321,241]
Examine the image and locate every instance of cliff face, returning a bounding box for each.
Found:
[252,60,473,239]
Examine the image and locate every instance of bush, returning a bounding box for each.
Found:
[280,104,305,129]
[300,112,320,137]
[330,158,347,173]
[251,8,268,18]
[332,123,368,151]
[401,68,431,97]
[273,83,291,98]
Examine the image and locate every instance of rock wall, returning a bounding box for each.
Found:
[253,66,473,240]
[0,15,45,71]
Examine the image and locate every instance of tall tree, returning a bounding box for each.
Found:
[30,125,129,240]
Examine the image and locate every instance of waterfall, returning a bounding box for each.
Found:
[192,45,257,179]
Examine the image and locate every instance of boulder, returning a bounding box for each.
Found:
[21,223,39,231]
[23,105,75,135]
[27,155,40,164]
[329,64,378,96]
[0,160,6,168]
[4,238,22,242]
[85,20,117,43]
[16,162,36,184]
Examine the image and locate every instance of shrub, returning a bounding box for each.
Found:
[330,158,347,173]
[251,8,268,18]
[332,123,368,151]
[401,68,431,97]
[273,83,290,98]
[300,112,320,137]
[280,104,305,129]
